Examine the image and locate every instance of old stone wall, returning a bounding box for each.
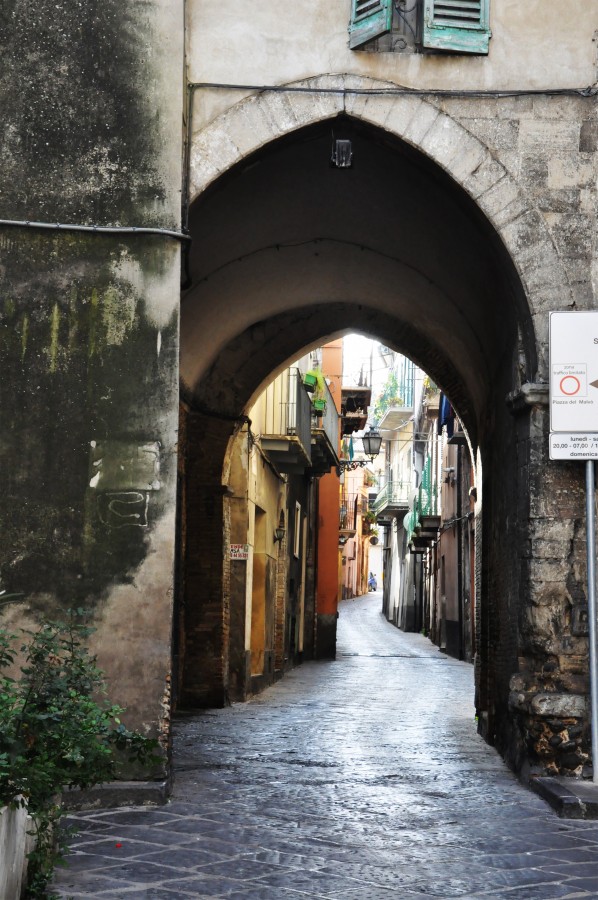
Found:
[434,92,597,774]
[185,75,597,774]
[437,93,597,360]
[0,0,185,738]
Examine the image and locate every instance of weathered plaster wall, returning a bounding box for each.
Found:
[227,380,291,699]
[0,0,184,738]
[187,1,598,127]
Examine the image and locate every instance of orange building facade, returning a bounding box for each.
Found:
[315,340,343,658]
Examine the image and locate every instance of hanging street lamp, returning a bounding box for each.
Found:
[339,426,382,472]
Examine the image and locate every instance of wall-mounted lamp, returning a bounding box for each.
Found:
[274,511,286,543]
[339,426,382,472]
[331,137,353,168]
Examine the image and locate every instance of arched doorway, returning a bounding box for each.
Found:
[178,101,545,768]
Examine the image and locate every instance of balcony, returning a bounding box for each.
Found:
[339,491,360,534]
[378,403,414,438]
[405,456,440,552]
[260,368,312,474]
[377,361,415,437]
[409,515,441,553]
[372,480,411,523]
[341,385,372,435]
[310,378,340,476]
[448,419,468,447]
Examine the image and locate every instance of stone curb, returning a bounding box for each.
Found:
[530,775,598,819]
[62,779,171,811]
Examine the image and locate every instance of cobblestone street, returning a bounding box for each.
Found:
[53,594,598,898]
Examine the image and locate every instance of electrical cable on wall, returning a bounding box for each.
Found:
[188,80,598,99]
[0,218,191,242]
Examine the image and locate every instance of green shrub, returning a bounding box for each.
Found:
[374,370,403,422]
[0,611,159,898]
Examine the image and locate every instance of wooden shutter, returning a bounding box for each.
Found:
[349,0,393,50]
[422,0,490,54]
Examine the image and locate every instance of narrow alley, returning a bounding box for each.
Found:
[54,596,598,899]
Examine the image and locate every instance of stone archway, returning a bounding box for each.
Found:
[178,80,586,776]
[189,73,572,387]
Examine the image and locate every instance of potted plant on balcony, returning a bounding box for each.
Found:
[303,370,318,392]
[362,509,376,535]
[306,369,327,414]
[374,370,404,421]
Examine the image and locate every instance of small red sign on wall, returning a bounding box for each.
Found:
[230,543,249,560]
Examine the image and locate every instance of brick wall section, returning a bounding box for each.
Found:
[179,409,237,708]
[274,533,287,672]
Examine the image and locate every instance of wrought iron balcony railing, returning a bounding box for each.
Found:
[310,376,340,474]
[372,480,411,517]
[260,368,312,472]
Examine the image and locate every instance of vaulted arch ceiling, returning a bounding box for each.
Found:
[181,116,534,448]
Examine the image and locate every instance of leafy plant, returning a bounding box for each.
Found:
[363,470,377,488]
[304,368,326,395]
[0,611,159,898]
[373,370,402,421]
[305,369,329,408]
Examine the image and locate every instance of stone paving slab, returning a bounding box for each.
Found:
[52,594,598,898]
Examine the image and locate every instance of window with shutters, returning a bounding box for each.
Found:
[422,0,490,54]
[349,0,490,55]
[349,0,394,50]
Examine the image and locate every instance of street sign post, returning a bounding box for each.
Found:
[550,310,598,438]
[549,311,598,782]
[550,434,598,461]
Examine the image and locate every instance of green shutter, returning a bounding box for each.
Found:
[349,0,393,50]
[423,0,490,54]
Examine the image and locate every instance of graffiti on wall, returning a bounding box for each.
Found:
[88,441,160,529]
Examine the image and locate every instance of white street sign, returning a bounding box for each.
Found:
[550,433,598,460]
[230,543,249,560]
[549,312,598,783]
[550,311,598,433]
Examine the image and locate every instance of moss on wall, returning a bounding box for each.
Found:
[0,231,179,613]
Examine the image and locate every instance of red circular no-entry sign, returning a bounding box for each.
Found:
[559,375,581,396]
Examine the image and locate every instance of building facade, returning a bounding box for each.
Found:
[381,377,476,664]
[1,1,598,778]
